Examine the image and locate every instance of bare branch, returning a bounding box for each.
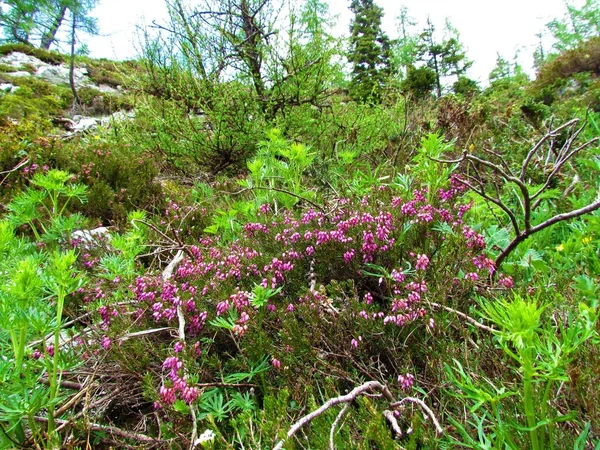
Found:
[389,397,444,435]
[382,410,403,437]
[428,302,497,333]
[273,381,441,450]
[329,404,349,450]
[520,119,579,181]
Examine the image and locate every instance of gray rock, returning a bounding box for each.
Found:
[5,71,32,78]
[0,83,19,93]
[36,64,89,86]
[0,52,47,70]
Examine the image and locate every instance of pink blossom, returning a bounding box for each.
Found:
[272,358,281,369]
[415,254,429,271]
[398,373,415,390]
[497,274,514,289]
[465,272,479,282]
[101,336,111,350]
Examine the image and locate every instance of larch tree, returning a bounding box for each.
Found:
[0,0,98,50]
[415,18,471,98]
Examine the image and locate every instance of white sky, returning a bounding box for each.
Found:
[84,0,576,84]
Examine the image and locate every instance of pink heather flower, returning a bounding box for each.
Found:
[343,249,355,263]
[428,318,435,329]
[498,274,514,289]
[258,203,271,215]
[159,385,176,405]
[194,341,202,356]
[465,272,479,282]
[163,356,183,372]
[181,386,199,404]
[305,246,315,256]
[391,269,405,283]
[32,349,42,360]
[101,336,111,350]
[398,373,415,391]
[272,358,281,369]
[47,345,55,357]
[350,336,362,349]
[174,341,184,353]
[286,303,295,313]
[364,292,373,305]
[415,254,429,271]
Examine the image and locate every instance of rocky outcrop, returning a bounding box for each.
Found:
[0,51,119,93]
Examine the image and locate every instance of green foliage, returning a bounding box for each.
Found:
[347,0,393,102]
[402,65,436,99]
[0,75,72,119]
[414,18,472,98]
[546,0,600,53]
[532,36,600,103]
[446,293,598,449]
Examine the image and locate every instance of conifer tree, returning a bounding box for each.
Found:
[347,0,392,103]
[415,18,471,98]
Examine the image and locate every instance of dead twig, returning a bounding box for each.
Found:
[428,302,497,333]
[34,416,169,445]
[273,381,441,450]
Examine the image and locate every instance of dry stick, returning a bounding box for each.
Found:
[495,197,600,268]
[272,381,439,450]
[0,157,28,186]
[428,302,497,333]
[54,376,93,417]
[162,249,185,340]
[161,250,200,450]
[34,416,168,445]
[390,397,444,435]
[520,119,578,181]
[117,327,175,342]
[329,404,349,450]
[382,410,403,437]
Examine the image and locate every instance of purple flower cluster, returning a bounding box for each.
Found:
[158,356,199,406]
[114,181,511,408]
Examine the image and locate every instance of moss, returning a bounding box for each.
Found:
[0,63,16,73]
[0,75,72,119]
[0,43,65,65]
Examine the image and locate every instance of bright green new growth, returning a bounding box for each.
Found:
[447,293,598,450]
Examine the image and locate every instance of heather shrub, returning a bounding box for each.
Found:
[88,168,513,446]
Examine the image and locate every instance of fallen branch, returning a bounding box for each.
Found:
[272,381,441,450]
[329,404,349,450]
[34,416,169,444]
[435,118,600,271]
[0,157,29,186]
[429,302,497,333]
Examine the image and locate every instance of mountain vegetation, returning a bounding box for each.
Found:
[0,0,599,448]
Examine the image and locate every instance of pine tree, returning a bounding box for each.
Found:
[347,0,392,103]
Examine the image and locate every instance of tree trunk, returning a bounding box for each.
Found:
[432,53,441,98]
[69,14,80,109]
[240,0,266,111]
[41,5,68,50]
